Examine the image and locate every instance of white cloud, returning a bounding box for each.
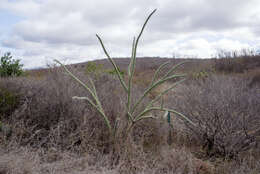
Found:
[0,0,260,68]
[212,39,251,51]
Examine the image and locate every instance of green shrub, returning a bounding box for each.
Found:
[0,52,23,77]
[190,70,210,80]
[105,68,125,77]
[85,62,104,76]
[86,61,125,78]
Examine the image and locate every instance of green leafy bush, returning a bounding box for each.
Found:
[190,70,209,80]
[0,52,23,77]
[105,68,125,77]
[85,61,125,78]
[85,62,104,75]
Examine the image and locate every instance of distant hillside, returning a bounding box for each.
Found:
[26,55,260,78]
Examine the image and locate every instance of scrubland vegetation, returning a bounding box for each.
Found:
[0,53,260,174]
[0,10,260,174]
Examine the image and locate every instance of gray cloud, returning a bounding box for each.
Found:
[0,0,260,68]
[151,0,259,33]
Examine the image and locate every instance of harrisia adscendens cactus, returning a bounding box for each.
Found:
[55,9,196,137]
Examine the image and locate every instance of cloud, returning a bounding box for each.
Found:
[0,0,260,68]
[212,39,251,51]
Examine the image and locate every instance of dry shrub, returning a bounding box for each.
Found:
[167,75,260,158]
[214,50,260,74]
[116,146,199,174]
[248,69,260,87]
[131,118,167,153]
[0,78,23,121]
[0,147,112,174]
[0,67,131,153]
[215,154,260,174]
[0,66,156,156]
[214,57,247,73]
[7,68,88,149]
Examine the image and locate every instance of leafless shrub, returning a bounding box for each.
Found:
[215,154,260,174]
[0,67,131,153]
[116,146,199,174]
[214,57,246,73]
[0,77,23,121]
[167,75,260,158]
[248,69,260,87]
[214,49,260,74]
[0,67,158,157]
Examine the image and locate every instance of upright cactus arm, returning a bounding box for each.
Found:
[132,9,157,61]
[96,34,128,93]
[127,37,136,113]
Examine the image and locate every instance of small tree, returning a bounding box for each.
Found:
[0,52,23,77]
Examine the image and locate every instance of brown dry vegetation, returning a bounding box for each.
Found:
[0,54,260,174]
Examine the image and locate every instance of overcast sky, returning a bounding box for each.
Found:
[0,0,260,69]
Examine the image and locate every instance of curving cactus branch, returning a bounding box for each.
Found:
[55,9,196,137]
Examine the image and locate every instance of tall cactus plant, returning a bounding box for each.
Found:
[55,9,195,137]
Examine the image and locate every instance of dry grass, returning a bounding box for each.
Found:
[1,146,259,174]
[0,146,209,174]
